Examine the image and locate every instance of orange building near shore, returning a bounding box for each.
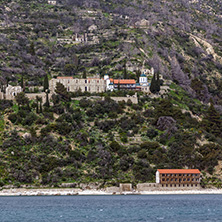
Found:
[156,169,201,188]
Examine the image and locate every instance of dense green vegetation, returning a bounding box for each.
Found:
[0,85,222,188]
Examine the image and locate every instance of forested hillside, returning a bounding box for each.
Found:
[0,0,222,188]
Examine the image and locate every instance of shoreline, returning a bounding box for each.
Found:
[1,188,222,196]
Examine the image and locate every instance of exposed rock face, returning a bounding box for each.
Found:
[157,116,177,132]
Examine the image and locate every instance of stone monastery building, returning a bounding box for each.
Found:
[49,73,150,94]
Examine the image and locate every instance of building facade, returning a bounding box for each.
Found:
[156,169,201,188]
[49,77,107,94]
[0,85,22,100]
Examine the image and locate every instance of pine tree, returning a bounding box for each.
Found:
[55,82,70,101]
[202,102,222,137]
[43,75,49,92]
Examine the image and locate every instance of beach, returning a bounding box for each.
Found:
[0,188,222,196]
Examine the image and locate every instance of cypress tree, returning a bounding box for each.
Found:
[21,75,24,90]
[123,60,127,79]
[149,72,160,94]
[40,98,43,113]
[156,72,160,92]
[150,73,156,93]
[45,91,50,108]
[43,75,49,92]
[36,96,39,113]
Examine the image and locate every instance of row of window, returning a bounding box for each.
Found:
[162,178,199,182]
[162,184,199,187]
[67,87,102,92]
[58,80,102,84]
[114,85,136,87]
[161,173,199,177]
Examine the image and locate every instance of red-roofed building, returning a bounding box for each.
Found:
[109,79,136,90]
[156,169,201,188]
[57,77,73,80]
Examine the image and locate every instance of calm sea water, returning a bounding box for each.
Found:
[0,195,222,222]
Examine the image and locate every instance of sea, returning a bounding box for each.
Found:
[0,195,221,222]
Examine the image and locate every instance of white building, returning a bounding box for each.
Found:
[0,85,22,100]
[48,0,57,5]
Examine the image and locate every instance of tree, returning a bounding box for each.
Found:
[44,90,50,108]
[82,70,87,79]
[202,102,222,137]
[64,64,76,75]
[43,75,49,92]
[15,92,29,106]
[55,82,70,101]
[29,42,35,56]
[20,75,24,91]
[149,72,160,94]
[123,60,127,79]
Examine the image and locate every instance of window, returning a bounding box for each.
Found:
[187,178,190,181]
[170,184,172,187]
[179,174,181,176]
[162,179,165,181]
[166,184,168,187]
[174,184,176,187]
[192,174,194,176]
[85,80,87,83]
[187,184,189,187]
[183,184,185,187]
[85,87,87,92]
[76,80,78,83]
[167,178,169,181]
[175,178,177,181]
[167,174,170,176]
[192,179,194,181]
[183,178,186,181]
[162,174,165,176]
[171,179,173,181]
[196,179,199,181]
[187,174,190,176]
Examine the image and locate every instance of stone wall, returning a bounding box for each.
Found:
[109,96,138,104]
[137,183,202,191]
[26,93,52,103]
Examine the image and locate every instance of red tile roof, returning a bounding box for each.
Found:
[157,169,201,174]
[57,76,73,79]
[112,79,136,84]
